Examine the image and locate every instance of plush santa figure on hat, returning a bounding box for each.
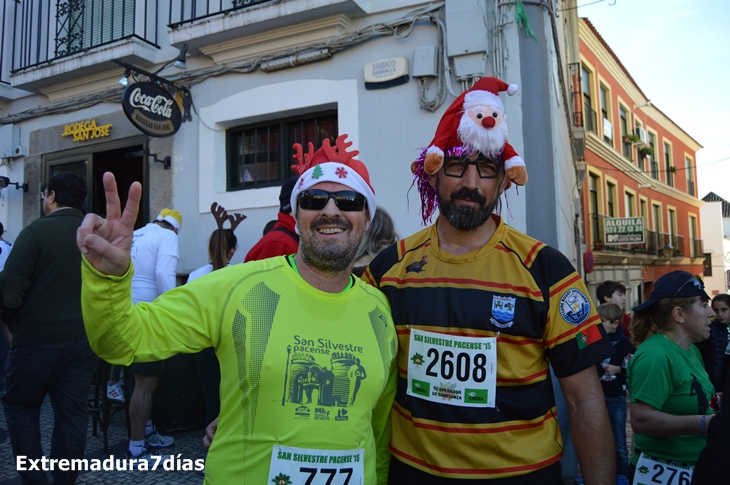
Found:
[416,76,527,187]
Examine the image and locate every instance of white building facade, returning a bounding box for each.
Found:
[701,193,730,296]
[0,0,585,275]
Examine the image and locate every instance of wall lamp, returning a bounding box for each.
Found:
[125,149,172,170]
[114,59,178,90]
[660,243,674,260]
[118,68,131,87]
[173,44,188,69]
[0,176,28,192]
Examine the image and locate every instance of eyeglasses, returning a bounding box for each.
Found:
[297,189,366,212]
[665,275,704,309]
[443,155,502,179]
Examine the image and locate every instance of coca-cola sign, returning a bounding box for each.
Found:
[122,82,181,137]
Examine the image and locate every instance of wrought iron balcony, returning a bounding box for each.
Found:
[674,234,684,257]
[691,238,703,258]
[10,0,159,74]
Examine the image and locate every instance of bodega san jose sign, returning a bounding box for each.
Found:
[61,119,113,142]
[122,82,181,137]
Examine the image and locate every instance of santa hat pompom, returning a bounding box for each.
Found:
[507,84,518,96]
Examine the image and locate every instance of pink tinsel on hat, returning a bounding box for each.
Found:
[411,146,471,225]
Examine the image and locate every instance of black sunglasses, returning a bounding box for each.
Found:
[665,276,704,309]
[443,155,502,179]
[298,189,366,212]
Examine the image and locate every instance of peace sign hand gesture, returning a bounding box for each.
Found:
[77,172,141,276]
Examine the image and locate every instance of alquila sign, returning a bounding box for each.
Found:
[61,119,113,142]
[122,82,182,137]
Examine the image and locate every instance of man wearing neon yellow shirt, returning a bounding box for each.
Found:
[76,135,397,485]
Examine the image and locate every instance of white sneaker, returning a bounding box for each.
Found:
[106,382,124,402]
[145,430,175,449]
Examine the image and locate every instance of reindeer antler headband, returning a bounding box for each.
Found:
[210,202,246,231]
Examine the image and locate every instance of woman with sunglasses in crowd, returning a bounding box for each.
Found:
[626,270,717,484]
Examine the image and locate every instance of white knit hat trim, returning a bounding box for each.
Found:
[156,214,181,232]
[290,162,376,221]
[464,90,503,110]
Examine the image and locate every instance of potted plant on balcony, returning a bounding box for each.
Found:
[638,146,654,159]
[623,133,640,144]
[667,165,677,174]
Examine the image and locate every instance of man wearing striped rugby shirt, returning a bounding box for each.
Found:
[364,78,615,484]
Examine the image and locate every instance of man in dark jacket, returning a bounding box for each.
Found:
[692,368,730,484]
[1,172,99,485]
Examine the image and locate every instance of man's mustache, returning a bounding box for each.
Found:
[450,187,487,205]
[310,217,353,230]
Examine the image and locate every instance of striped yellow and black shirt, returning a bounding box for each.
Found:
[363,216,612,479]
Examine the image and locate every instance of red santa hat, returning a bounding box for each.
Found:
[463,77,518,111]
[289,134,376,221]
[419,77,519,171]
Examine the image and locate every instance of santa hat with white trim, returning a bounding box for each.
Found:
[289,134,376,221]
[155,208,182,232]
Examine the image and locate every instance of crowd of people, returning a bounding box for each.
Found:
[0,76,728,485]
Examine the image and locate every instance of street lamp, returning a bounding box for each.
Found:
[660,243,674,260]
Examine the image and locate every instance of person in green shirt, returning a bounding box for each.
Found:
[627,271,717,484]
[76,135,397,485]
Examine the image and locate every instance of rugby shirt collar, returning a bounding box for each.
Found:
[430,214,506,263]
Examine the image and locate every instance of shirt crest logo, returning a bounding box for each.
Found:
[559,288,591,325]
[490,295,516,328]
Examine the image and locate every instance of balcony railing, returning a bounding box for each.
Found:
[666,169,674,187]
[691,238,703,258]
[646,231,687,258]
[168,0,275,28]
[584,103,597,134]
[687,179,695,196]
[10,0,159,73]
[637,153,645,172]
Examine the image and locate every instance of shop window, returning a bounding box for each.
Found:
[227,111,338,191]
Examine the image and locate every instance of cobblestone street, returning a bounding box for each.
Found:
[0,373,633,484]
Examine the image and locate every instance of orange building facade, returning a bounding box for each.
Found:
[577,18,704,308]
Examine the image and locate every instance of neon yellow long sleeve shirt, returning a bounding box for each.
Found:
[81,256,397,485]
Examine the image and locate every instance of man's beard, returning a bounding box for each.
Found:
[457,114,509,157]
[299,217,362,273]
[437,182,500,231]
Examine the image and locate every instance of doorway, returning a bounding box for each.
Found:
[44,140,147,229]
[92,145,145,229]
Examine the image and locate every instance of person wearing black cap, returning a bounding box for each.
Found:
[626,270,717,484]
[244,176,299,262]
